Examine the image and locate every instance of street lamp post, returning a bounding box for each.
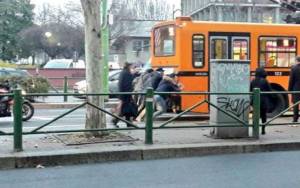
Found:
[101,0,109,94]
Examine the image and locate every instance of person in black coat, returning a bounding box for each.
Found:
[250,67,272,135]
[112,62,136,127]
[288,56,300,122]
[118,62,134,101]
[151,68,164,90]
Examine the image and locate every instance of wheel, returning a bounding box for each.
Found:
[267,92,287,118]
[22,102,34,121]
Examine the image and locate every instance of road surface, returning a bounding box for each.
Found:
[0,150,299,188]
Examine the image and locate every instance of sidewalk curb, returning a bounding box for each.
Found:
[1,141,300,169]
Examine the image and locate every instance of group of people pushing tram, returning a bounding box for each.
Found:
[111,56,300,136]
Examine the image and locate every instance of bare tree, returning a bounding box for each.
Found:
[109,0,171,45]
[35,1,83,27]
[80,0,106,132]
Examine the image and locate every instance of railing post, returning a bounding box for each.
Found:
[145,87,154,144]
[252,88,260,139]
[63,76,68,102]
[13,89,23,152]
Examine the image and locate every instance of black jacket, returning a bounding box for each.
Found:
[250,68,273,111]
[151,71,163,90]
[156,78,180,100]
[289,63,300,102]
[118,69,134,102]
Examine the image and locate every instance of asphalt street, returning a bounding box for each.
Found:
[0,150,299,188]
[0,108,128,133]
[0,107,293,133]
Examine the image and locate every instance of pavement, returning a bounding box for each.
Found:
[1,94,300,169]
[1,110,300,170]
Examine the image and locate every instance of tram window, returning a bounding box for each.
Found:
[192,35,205,68]
[232,39,248,60]
[259,36,296,67]
[154,26,175,56]
[211,38,228,59]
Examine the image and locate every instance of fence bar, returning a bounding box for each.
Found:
[264,99,300,126]
[31,102,87,133]
[13,89,23,152]
[64,76,68,102]
[252,88,260,139]
[25,92,144,97]
[208,101,249,127]
[86,102,139,128]
[159,99,207,128]
[145,88,154,144]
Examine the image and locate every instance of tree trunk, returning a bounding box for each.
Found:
[81,0,106,133]
[32,54,35,65]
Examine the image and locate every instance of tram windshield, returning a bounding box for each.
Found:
[154,25,175,56]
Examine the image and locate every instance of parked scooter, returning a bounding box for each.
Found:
[0,81,34,121]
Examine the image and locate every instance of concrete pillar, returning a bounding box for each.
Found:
[204,9,209,20]
[247,7,252,22]
[209,60,250,138]
[209,6,214,21]
[275,7,280,23]
[199,11,203,21]
[217,6,223,21]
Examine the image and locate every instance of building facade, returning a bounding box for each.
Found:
[181,0,288,23]
[110,21,156,66]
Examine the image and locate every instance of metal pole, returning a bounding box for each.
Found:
[101,0,109,94]
[252,88,260,139]
[13,89,23,151]
[145,88,154,144]
[64,76,68,102]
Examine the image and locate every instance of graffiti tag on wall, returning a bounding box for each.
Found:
[217,96,250,120]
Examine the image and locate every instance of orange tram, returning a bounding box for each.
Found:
[150,17,300,114]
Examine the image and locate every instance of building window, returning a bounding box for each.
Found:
[259,36,297,67]
[133,40,143,52]
[192,34,205,68]
[143,40,150,51]
[133,40,150,52]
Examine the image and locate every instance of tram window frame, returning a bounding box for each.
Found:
[154,25,176,57]
[232,38,249,60]
[210,37,228,60]
[259,36,297,68]
[192,34,205,68]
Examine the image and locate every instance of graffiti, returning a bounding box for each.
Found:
[217,96,250,120]
[210,61,250,93]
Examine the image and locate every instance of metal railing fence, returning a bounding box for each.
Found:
[0,88,272,151]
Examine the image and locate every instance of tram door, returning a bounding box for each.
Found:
[208,33,250,104]
[209,33,250,61]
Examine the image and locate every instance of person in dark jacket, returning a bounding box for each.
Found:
[288,56,300,123]
[151,68,164,90]
[153,73,181,119]
[250,67,272,135]
[112,62,136,127]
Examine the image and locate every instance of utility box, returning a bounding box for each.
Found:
[210,60,250,138]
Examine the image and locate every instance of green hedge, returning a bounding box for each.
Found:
[0,76,50,94]
[0,60,35,69]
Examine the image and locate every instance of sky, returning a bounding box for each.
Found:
[30,0,181,10]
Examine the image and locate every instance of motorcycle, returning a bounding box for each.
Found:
[0,81,34,121]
